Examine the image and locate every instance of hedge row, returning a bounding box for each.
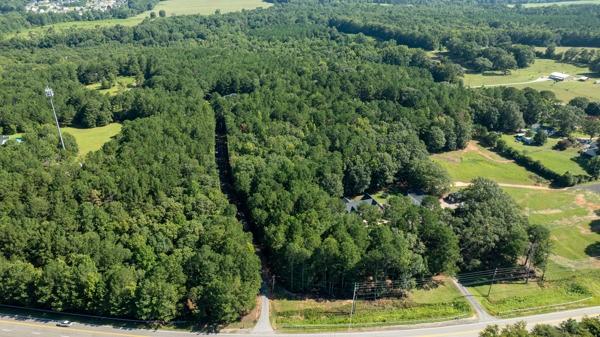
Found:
[493,139,591,187]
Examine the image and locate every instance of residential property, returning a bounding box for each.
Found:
[0,135,9,145]
[576,76,589,82]
[407,192,426,206]
[583,141,599,157]
[342,193,384,213]
[515,133,534,145]
[549,72,570,81]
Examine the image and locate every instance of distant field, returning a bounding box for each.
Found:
[533,46,600,53]
[63,123,122,157]
[511,79,600,102]
[271,279,472,331]
[85,76,136,96]
[153,0,272,16]
[431,141,544,185]
[517,0,600,7]
[464,59,594,87]
[6,0,272,39]
[463,58,600,102]
[500,134,587,175]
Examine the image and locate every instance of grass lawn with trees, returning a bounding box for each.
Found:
[500,134,587,175]
[431,142,545,186]
[85,76,136,96]
[465,187,600,317]
[463,59,600,102]
[63,123,122,157]
[270,279,472,332]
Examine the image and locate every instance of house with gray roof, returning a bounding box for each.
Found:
[343,193,384,213]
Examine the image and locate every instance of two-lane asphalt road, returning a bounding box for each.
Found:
[1,306,599,337]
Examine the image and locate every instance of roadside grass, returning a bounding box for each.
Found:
[85,76,136,96]
[5,0,272,39]
[467,263,600,317]
[63,123,122,157]
[431,142,545,185]
[500,134,587,175]
[270,279,472,332]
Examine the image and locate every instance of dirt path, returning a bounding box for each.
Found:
[471,76,551,88]
[463,141,513,163]
[454,181,556,190]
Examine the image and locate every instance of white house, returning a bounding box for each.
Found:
[549,72,570,81]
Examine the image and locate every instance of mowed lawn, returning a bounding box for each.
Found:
[464,59,594,87]
[271,279,472,331]
[463,59,600,102]
[63,123,122,157]
[500,134,587,175]
[431,142,544,185]
[503,187,600,261]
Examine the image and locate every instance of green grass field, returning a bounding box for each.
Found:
[500,134,587,175]
[6,0,272,39]
[431,142,545,185]
[271,279,472,331]
[467,263,599,317]
[63,123,122,157]
[463,59,600,102]
[503,187,600,261]
[85,76,136,96]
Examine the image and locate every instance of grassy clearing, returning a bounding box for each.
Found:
[503,187,600,261]
[153,0,272,16]
[6,0,272,39]
[431,142,545,185]
[500,134,587,175]
[63,123,122,157]
[467,263,600,317]
[270,279,472,332]
[511,79,600,103]
[463,58,600,102]
[464,59,595,87]
[85,76,136,96]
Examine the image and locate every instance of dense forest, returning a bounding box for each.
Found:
[1,0,597,324]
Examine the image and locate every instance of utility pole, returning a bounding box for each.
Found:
[348,282,358,330]
[45,87,66,151]
[487,267,498,298]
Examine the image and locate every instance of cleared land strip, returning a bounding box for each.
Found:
[454,181,557,190]
[469,77,551,88]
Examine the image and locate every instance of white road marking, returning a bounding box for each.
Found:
[31,332,41,335]
[1,329,12,332]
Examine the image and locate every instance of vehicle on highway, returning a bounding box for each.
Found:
[56,320,72,327]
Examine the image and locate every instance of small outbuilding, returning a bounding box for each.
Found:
[549,72,570,81]
[0,135,9,146]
